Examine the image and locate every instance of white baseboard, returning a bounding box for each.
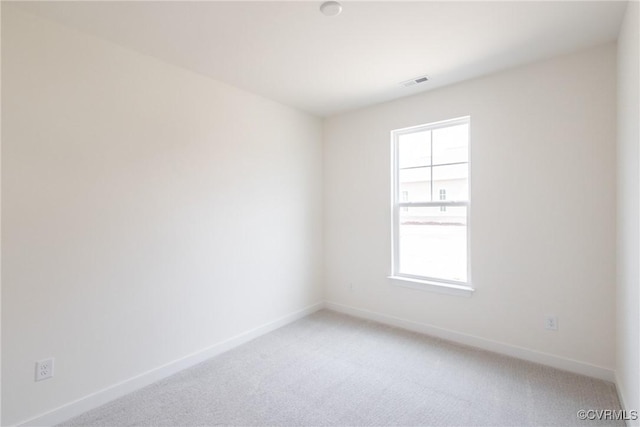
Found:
[17,300,617,426]
[19,302,325,427]
[325,301,615,383]
[614,370,640,427]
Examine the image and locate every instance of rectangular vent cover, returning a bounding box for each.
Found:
[400,75,430,87]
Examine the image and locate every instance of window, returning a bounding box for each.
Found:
[439,189,447,212]
[391,117,470,289]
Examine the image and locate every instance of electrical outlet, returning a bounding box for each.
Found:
[348,282,354,292]
[544,315,558,331]
[35,358,54,381]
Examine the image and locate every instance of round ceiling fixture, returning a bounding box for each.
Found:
[320,1,342,16]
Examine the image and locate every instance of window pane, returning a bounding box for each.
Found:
[398,130,431,168]
[399,206,467,282]
[432,164,468,201]
[432,124,468,165]
[399,166,431,202]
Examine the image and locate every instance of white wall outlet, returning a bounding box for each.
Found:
[348,282,354,292]
[35,358,54,381]
[544,315,558,331]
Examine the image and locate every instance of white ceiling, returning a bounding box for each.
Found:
[14,1,628,117]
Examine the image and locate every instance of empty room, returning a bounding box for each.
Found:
[1,1,639,426]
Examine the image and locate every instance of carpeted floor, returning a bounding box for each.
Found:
[61,310,623,426]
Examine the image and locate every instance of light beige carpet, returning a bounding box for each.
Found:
[61,310,623,426]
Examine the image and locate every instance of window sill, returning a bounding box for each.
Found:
[387,276,474,297]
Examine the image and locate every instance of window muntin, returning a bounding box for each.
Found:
[392,117,470,286]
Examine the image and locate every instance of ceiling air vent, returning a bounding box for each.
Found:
[400,75,430,88]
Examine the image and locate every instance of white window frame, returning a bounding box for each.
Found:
[389,116,473,296]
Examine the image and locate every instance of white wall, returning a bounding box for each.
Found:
[616,0,640,417]
[0,3,3,424]
[1,7,323,425]
[324,44,617,373]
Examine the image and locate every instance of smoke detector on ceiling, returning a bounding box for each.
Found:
[320,1,342,16]
[400,75,430,88]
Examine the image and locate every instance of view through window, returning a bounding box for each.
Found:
[391,117,470,285]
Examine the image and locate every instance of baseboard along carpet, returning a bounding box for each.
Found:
[61,310,623,426]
